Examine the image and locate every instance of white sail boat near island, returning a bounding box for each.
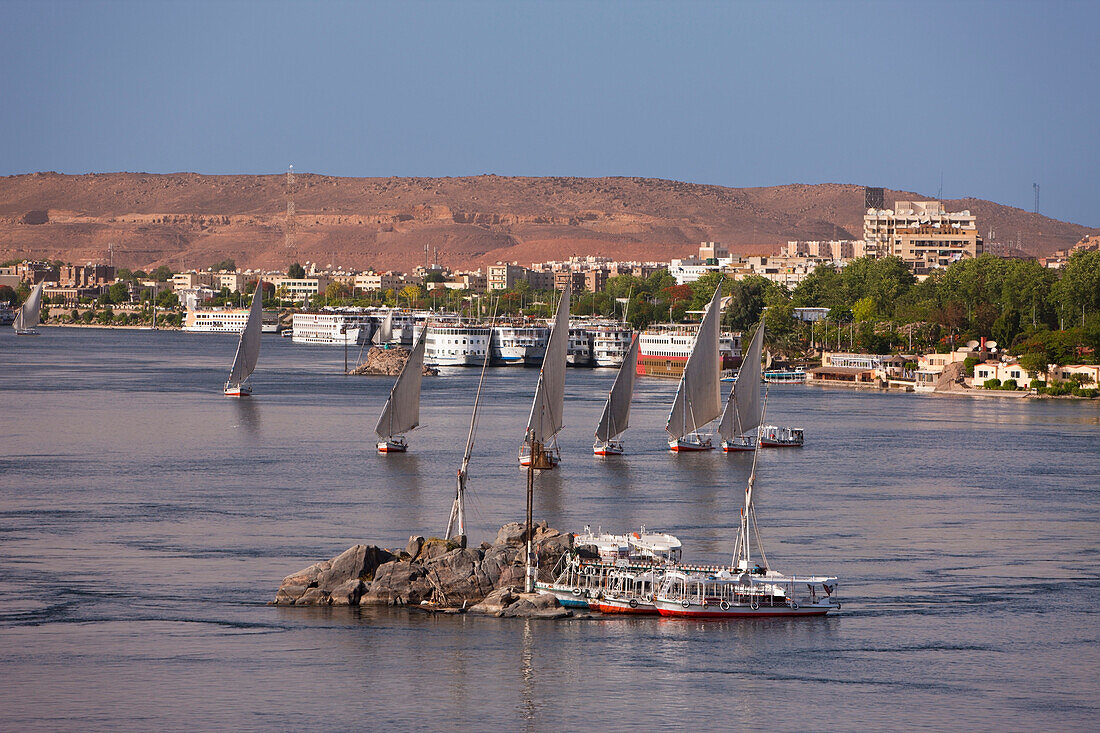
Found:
[665,284,723,452]
[223,282,264,396]
[519,285,570,469]
[13,282,44,336]
[374,329,427,453]
[593,334,639,456]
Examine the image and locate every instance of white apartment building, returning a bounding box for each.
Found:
[864,201,982,273]
[354,272,403,292]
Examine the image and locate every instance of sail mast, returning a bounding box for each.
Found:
[447,300,498,540]
[737,386,770,568]
[374,327,426,440]
[225,280,264,390]
[595,334,639,443]
[665,283,723,440]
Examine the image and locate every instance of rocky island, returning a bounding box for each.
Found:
[272,522,574,619]
[348,345,439,377]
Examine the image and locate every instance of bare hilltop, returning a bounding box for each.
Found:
[0,172,1092,272]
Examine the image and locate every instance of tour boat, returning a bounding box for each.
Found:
[665,284,723,452]
[291,311,371,345]
[567,326,593,367]
[763,367,807,383]
[12,282,44,335]
[518,288,570,469]
[593,568,663,615]
[593,334,639,455]
[424,323,491,366]
[719,322,764,452]
[374,329,426,453]
[652,390,840,619]
[591,323,634,368]
[636,325,740,378]
[759,424,805,447]
[223,282,264,396]
[493,325,547,366]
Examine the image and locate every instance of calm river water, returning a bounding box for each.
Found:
[1,327,1097,731]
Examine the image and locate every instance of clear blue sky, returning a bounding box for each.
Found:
[2,0,1097,226]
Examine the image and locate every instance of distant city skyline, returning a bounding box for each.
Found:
[1,1,1097,227]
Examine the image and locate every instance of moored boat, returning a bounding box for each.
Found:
[759,424,805,447]
[653,390,840,619]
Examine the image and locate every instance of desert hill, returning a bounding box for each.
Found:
[0,172,1092,273]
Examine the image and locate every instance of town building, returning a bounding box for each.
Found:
[272,277,331,301]
[487,263,528,290]
[59,264,115,288]
[864,200,982,274]
[354,272,402,293]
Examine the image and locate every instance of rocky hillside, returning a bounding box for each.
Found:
[0,172,1092,272]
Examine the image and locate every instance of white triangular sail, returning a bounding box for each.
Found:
[666,284,723,440]
[596,334,639,442]
[226,282,264,389]
[526,285,571,445]
[373,309,393,344]
[719,322,764,441]
[375,329,426,439]
[14,282,44,332]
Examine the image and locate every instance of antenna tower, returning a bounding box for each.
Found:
[285,165,297,264]
[1033,183,1040,214]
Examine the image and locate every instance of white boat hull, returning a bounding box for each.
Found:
[653,597,836,618]
[593,595,658,615]
[593,440,624,456]
[668,436,714,452]
[224,385,252,397]
[721,438,755,452]
[377,438,408,453]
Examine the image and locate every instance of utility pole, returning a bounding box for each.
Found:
[285,165,297,264]
[1033,183,1040,214]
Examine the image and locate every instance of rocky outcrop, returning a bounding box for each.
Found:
[271,523,574,614]
[348,346,439,377]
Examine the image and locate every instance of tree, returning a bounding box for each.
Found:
[156,290,179,308]
[0,285,15,305]
[852,296,876,323]
[1018,351,1048,378]
[152,265,173,282]
[287,262,306,279]
[107,281,131,304]
[211,259,236,272]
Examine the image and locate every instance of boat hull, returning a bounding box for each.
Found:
[668,437,714,452]
[377,439,408,453]
[536,587,590,609]
[14,329,39,336]
[593,441,624,456]
[721,439,755,452]
[654,603,831,618]
[223,386,252,397]
[593,597,658,615]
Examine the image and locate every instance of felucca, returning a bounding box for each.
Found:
[13,282,44,336]
[652,389,841,618]
[223,282,264,396]
[593,334,639,456]
[374,329,426,453]
[718,321,764,452]
[665,284,723,451]
[518,285,570,469]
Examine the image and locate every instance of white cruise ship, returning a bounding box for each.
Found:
[184,307,280,333]
[492,325,548,366]
[567,326,594,367]
[591,323,634,367]
[291,311,372,345]
[420,323,492,366]
[637,324,741,378]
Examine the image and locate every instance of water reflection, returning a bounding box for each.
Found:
[518,619,537,730]
[231,397,261,436]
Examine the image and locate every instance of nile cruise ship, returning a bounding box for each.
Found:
[637,324,741,378]
[184,307,280,333]
[291,311,372,345]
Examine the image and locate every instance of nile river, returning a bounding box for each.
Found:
[1,327,1097,731]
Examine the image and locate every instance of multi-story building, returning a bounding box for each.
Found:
[273,277,330,301]
[172,271,215,291]
[216,272,249,292]
[554,271,586,292]
[58,264,115,288]
[780,240,867,260]
[864,200,982,274]
[354,272,403,293]
[487,263,528,290]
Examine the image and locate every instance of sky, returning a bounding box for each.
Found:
[1,0,1097,226]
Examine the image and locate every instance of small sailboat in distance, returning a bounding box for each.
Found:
[719,321,764,451]
[13,281,44,336]
[223,281,264,396]
[593,334,639,456]
[666,283,723,451]
[374,328,426,453]
[519,285,570,468]
[373,309,394,346]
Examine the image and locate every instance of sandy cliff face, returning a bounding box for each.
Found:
[0,173,1091,272]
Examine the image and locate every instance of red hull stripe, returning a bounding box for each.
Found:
[656,608,828,618]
